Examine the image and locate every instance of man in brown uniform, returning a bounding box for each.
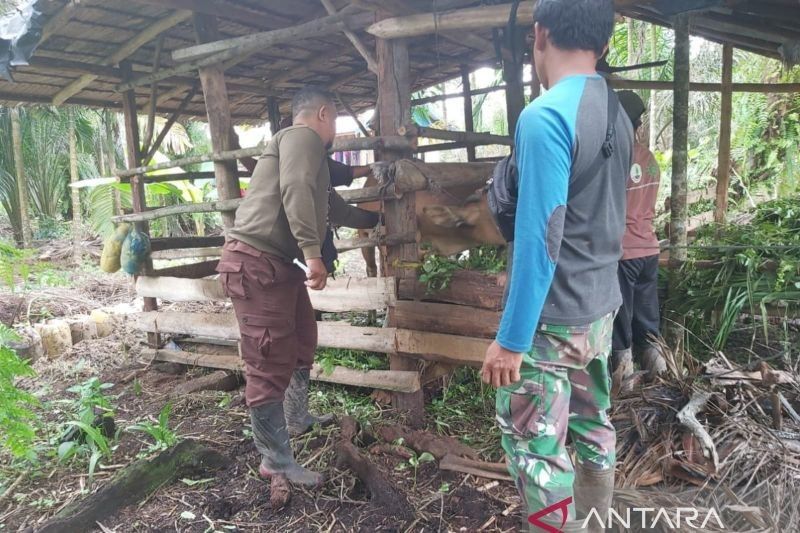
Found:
[611,91,667,381]
[217,86,379,487]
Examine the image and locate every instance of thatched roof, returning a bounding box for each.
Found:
[0,0,797,121]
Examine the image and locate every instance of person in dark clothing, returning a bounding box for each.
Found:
[611,91,667,381]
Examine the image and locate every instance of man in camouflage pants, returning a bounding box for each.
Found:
[481,1,629,531]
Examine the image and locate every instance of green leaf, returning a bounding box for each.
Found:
[418,452,436,464]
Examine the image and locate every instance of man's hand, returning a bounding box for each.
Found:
[305,258,328,290]
[481,341,523,388]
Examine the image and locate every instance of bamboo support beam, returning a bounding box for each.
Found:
[119,171,225,185]
[10,107,32,247]
[366,2,535,39]
[715,44,733,225]
[107,137,412,180]
[462,67,476,162]
[52,10,192,105]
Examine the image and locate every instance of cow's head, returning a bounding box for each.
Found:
[418,191,506,256]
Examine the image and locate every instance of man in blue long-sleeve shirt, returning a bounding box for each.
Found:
[479,1,632,531]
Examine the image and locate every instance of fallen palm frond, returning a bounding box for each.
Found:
[611,339,800,531]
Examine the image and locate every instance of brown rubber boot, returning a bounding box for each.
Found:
[639,345,667,380]
[574,462,614,533]
[284,368,334,437]
[250,401,324,487]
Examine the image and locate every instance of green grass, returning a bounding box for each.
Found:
[315,347,388,374]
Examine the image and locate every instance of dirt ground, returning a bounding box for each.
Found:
[2,250,799,532]
[0,262,522,533]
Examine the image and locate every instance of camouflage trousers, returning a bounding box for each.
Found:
[496,312,616,521]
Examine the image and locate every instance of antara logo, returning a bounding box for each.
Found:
[528,498,726,532]
[527,497,573,533]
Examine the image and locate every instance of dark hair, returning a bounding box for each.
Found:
[291,85,335,119]
[533,0,615,56]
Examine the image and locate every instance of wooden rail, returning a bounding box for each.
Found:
[135,275,397,312]
[142,348,421,393]
[137,311,490,367]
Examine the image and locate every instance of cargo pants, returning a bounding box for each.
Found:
[216,239,317,407]
[496,312,616,521]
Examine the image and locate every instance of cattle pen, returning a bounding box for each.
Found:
[1,0,797,417]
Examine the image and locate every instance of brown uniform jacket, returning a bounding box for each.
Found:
[227,125,377,262]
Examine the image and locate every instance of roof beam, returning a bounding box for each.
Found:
[131,0,295,27]
[40,0,94,45]
[51,10,192,105]
[319,0,377,74]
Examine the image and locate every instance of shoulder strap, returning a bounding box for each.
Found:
[567,83,620,200]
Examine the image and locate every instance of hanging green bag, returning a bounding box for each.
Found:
[120,228,151,275]
[100,223,131,273]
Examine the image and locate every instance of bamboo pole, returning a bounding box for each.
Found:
[715,44,734,225]
[107,136,412,179]
[10,107,31,247]
[366,2,535,39]
[666,14,691,356]
[68,107,81,264]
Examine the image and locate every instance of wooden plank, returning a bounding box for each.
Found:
[52,10,192,105]
[137,312,397,353]
[395,329,489,367]
[141,349,420,393]
[150,236,224,251]
[135,276,397,311]
[715,44,733,225]
[150,260,219,279]
[398,270,506,310]
[390,301,500,338]
[366,2,535,39]
[151,247,222,260]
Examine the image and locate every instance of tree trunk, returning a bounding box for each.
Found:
[107,111,122,215]
[69,107,81,264]
[665,15,691,359]
[10,107,32,247]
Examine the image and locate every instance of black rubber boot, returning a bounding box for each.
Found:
[250,401,323,487]
[284,368,334,437]
[638,345,667,380]
[574,462,614,533]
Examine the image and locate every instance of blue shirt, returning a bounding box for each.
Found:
[496,74,632,353]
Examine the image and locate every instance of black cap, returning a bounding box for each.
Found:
[617,90,646,126]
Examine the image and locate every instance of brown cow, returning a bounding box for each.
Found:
[356,175,505,276]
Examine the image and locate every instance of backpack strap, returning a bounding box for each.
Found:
[567,83,620,200]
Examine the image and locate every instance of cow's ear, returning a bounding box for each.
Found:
[423,206,465,228]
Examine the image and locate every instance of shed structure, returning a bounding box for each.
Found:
[3,0,800,412]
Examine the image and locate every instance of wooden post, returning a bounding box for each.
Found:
[121,61,159,343]
[665,14,691,356]
[68,107,81,264]
[461,66,476,162]
[193,13,240,228]
[376,21,424,419]
[267,96,281,136]
[104,111,122,215]
[10,106,32,247]
[504,63,525,136]
[715,44,733,226]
